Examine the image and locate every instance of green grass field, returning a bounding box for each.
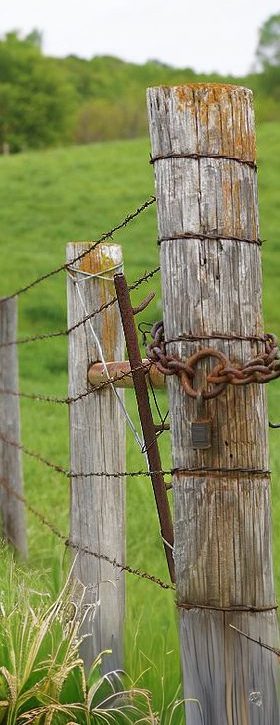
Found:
[0,125,280,716]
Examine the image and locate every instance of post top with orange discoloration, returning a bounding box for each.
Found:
[147,83,256,162]
[67,242,122,276]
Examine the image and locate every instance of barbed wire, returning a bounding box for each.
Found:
[0,265,160,349]
[0,475,174,592]
[0,361,153,405]
[0,429,168,479]
[0,431,270,481]
[1,196,156,304]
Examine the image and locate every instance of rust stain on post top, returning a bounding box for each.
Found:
[148,83,256,162]
[70,242,122,358]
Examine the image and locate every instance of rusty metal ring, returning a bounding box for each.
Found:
[179,348,228,399]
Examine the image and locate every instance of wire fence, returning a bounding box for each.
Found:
[0,193,176,599]
[0,475,174,592]
[1,196,156,304]
[1,192,279,599]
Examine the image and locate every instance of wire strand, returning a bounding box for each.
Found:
[0,475,174,592]
[0,361,153,405]
[0,266,160,349]
[0,432,270,480]
[1,196,156,303]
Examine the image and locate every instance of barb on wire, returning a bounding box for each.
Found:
[1,196,156,303]
[0,266,160,349]
[0,475,174,592]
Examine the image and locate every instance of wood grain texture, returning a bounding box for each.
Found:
[67,243,125,674]
[147,84,279,724]
[0,297,27,557]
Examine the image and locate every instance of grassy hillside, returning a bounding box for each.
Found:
[0,126,279,713]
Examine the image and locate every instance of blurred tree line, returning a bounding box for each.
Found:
[0,13,279,154]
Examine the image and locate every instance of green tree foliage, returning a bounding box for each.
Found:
[256,13,280,69]
[254,14,280,104]
[0,17,280,153]
[0,31,76,152]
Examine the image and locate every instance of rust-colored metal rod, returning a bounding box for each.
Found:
[88,360,165,389]
[114,272,175,582]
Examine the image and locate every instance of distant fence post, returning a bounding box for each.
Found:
[147,84,279,723]
[0,297,27,557]
[67,242,125,674]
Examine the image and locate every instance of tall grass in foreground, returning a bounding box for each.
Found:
[0,545,199,723]
[0,545,156,724]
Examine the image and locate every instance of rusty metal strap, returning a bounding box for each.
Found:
[158,232,262,246]
[150,151,257,170]
[177,602,278,613]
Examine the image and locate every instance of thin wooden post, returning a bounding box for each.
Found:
[67,243,125,674]
[147,84,279,723]
[0,297,27,556]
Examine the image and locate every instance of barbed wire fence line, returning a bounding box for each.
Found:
[1,183,279,681]
[0,196,156,305]
[0,192,176,672]
[0,475,174,592]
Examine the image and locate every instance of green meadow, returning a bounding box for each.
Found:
[0,123,280,714]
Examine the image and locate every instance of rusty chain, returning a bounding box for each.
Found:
[147,322,280,400]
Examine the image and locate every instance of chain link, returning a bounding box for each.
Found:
[147,322,280,400]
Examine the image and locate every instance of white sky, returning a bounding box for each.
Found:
[1,0,279,75]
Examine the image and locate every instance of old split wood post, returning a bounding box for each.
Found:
[147,84,279,723]
[0,297,27,557]
[67,243,125,674]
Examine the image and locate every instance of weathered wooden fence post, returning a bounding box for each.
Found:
[147,84,279,723]
[67,243,125,674]
[0,297,27,557]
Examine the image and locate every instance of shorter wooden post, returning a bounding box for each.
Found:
[67,243,125,674]
[0,297,27,557]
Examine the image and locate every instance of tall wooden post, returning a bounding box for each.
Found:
[67,243,125,674]
[147,84,279,723]
[0,297,27,557]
